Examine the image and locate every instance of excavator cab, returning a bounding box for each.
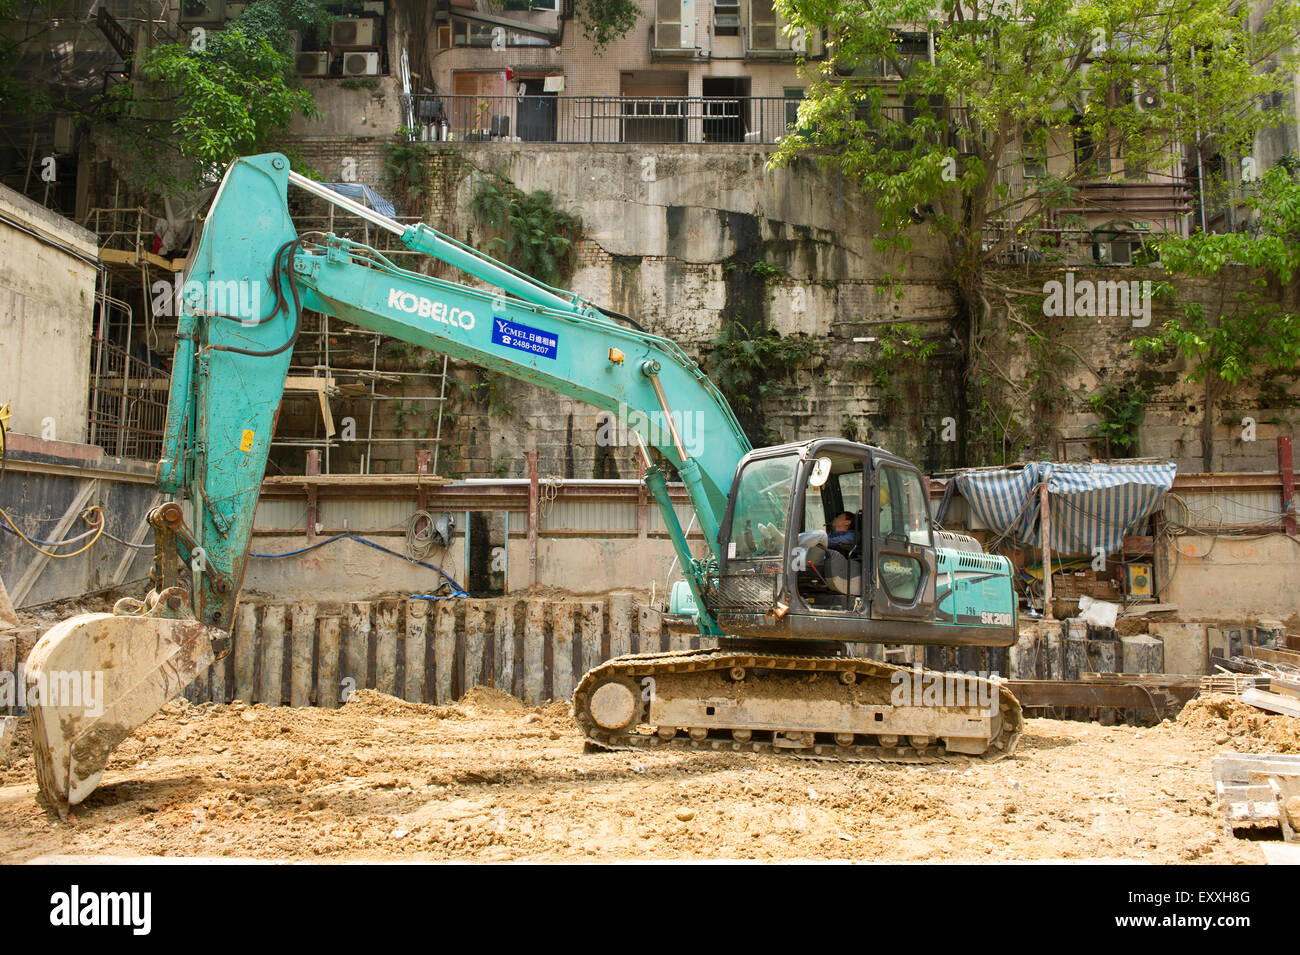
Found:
[704,439,1016,649]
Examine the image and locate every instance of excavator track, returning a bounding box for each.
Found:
[573,648,1022,763]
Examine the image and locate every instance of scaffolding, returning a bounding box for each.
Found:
[79,181,454,473]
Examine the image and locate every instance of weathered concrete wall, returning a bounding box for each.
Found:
[242,532,697,599]
[1161,532,1300,622]
[281,139,1300,477]
[0,435,157,608]
[982,265,1300,472]
[0,183,98,442]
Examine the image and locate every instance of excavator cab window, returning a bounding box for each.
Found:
[870,464,937,618]
[729,452,800,559]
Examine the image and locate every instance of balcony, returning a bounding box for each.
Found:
[403,93,804,144]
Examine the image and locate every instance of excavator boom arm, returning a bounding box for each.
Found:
[164,153,750,635]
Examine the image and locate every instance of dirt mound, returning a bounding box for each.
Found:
[343,689,464,720]
[1178,693,1300,753]
[458,686,524,711]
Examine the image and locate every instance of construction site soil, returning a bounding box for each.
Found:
[2,688,1296,862]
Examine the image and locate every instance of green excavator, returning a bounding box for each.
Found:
[26,154,1023,814]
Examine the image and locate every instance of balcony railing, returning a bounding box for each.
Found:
[402,94,805,145]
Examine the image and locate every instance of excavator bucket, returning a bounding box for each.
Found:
[25,594,228,816]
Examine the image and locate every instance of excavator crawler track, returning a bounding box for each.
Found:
[573,649,1022,763]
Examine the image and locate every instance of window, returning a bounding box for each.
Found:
[748,0,778,48]
[876,466,930,603]
[1022,128,1046,178]
[730,454,798,558]
[714,0,739,36]
[783,87,804,129]
[879,467,931,547]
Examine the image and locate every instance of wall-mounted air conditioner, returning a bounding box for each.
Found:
[296,51,329,76]
[1133,83,1162,111]
[342,50,380,76]
[332,17,378,46]
[654,0,697,49]
[179,0,225,25]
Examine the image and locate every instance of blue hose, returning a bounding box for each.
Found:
[249,532,468,596]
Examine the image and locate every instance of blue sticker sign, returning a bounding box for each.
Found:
[492,318,559,360]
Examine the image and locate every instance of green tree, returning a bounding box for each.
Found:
[771,0,1300,462]
[106,0,329,192]
[574,0,641,53]
[1137,164,1300,468]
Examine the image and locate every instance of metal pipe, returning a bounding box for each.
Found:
[642,363,688,461]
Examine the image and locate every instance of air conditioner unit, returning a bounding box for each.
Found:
[179,0,225,25]
[342,51,380,76]
[332,17,378,46]
[1110,239,1133,265]
[296,51,329,76]
[1133,83,1161,111]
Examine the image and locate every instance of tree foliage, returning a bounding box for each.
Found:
[574,0,641,53]
[470,174,583,287]
[1136,163,1300,465]
[106,0,329,192]
[771,0,1300,462]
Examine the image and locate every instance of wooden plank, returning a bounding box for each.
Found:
[290,601,316,707]
[317,614,341,707]
[374,600,399,696]
[522,599,545,704]
[579,601,602,675]
[1243,645,1300,667]
[550,602,576,701]
[1240,688,1300,718]
[637,605,664,654]
[433,599,457,703]
[233,601,257,703]
[494,599,518,696]
[258,604,286,706]
[403,599,428,702]
[464,599,488,691]
[608,593,633,659]
[345,602,371,696]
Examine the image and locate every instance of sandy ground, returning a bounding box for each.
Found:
[1,689,1296,863]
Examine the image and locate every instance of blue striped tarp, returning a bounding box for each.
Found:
[954,461,1176,557]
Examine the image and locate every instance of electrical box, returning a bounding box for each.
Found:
[1125,562,1153,599]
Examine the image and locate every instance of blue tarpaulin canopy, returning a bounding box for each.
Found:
[320,182,397,219]
[954,461,1177,557]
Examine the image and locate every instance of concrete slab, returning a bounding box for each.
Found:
[1149,622,1207,675]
